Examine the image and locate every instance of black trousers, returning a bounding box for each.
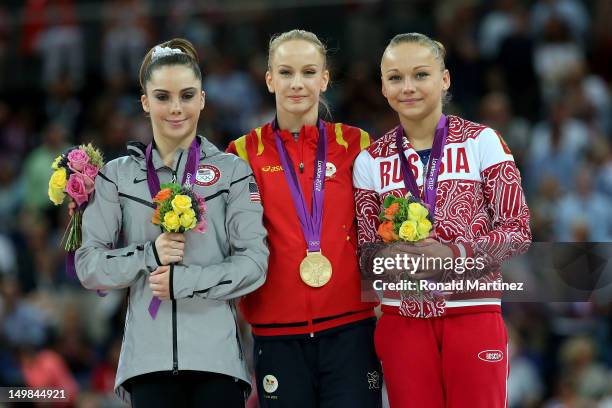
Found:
[254,319,382,408]
[128,370,245,408]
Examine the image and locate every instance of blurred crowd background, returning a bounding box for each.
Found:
[0,0,611,407]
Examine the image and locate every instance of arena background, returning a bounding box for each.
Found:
[0,0,611,407]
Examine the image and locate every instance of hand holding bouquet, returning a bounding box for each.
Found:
[377,194,433,243]
[49,144,104,251]
[148,182,206,318]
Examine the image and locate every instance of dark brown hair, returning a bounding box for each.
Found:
[139,38,201,93]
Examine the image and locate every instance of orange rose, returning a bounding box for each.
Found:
[152,207,161,225]
[384,202,400,221]
[378,221,399,243]
[153,188,172,203]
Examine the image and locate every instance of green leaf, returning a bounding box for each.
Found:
[383,195,396,208]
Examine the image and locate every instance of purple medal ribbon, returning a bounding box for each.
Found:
[395,114,448,217]
[273,120,327,253]
[145,137,200,318]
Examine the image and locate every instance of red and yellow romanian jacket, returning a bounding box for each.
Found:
[227,121,378,336]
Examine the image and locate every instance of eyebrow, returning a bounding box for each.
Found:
[152,87,198,92]
[277,64,319,69]
[384,65,432,73]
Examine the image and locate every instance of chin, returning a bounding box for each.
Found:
[282,103,315,116]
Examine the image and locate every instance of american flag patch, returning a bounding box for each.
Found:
[249,182,261,202]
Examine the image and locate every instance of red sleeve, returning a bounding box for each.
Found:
[464,160,532,265]
[226,140,237,155]
[355,188,382,246]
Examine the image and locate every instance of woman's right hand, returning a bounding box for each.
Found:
[154,233,185,265]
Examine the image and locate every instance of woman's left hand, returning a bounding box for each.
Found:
[401,238,454,281]
[149,266,171,300]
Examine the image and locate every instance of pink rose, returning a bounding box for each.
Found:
[194,194,207,233]
[67,149,90,172]
[65,173,94,207]
[82,163,99,179]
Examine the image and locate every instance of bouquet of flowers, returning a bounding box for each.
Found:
[49,144,104,253]
[149,182,206,318]
[151,183,207,234]
[377,194,433,243]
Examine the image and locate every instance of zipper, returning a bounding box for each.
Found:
[172,300,178,374]
[171,151,183,374]
[171,151,184,183]
[171,264,178,375]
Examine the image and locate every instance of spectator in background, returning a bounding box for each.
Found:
[0,102,36,166]
[530,0,589,45]
[554,166,612,241]
[563,61,612,135]
[436,0,482,118]
[102,0,151,91]
[21,121,70,214]
[526,98,588,193]
[0,6,9,89]
[0,277,49,350]
[558,336,610,401]
[44,74,82,135]
[0,157,24,234]
[497,4,541,120]
[203,55,260,145]
[478,0,517,61]
[591,0,612,83]
[507,323,543,408]
[529,175,561,241]
[19,346,79,405]
[164,0,214,59]
[478,91,530,170]
[35,0,84,91]
[533,16,585,105]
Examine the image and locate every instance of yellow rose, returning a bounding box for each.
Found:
[398,220,418,241]
[417,218,432,240]
[408,202,429,221]
[163,211,181,232]
[179,209,197,230]
[48,186,65,205]
[171,194,192,215]
[51,155,62,170]
[49,168,67,190]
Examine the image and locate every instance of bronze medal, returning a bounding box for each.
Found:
[299,251,333,287]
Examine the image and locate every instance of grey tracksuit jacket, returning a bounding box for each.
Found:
[75,136,268,401]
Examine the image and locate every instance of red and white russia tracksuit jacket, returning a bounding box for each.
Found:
[353,115,532,318]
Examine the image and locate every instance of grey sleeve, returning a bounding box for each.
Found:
[171,158,268,300]
[75,164,158,290]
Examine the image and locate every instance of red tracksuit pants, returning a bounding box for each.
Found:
[375,312,508,408]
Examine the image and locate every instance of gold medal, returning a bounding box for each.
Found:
[299,251,332,287]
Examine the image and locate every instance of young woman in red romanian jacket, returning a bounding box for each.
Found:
[353,33,531,408]
[227,30,381,408]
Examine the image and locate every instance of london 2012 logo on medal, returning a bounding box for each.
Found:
[195,164,221,186]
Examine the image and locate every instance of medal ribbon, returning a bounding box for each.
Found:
[273,120,327,253]
[394,114,448,217]
[145,137,200,318]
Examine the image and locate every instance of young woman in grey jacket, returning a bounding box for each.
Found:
[75,38,269,408]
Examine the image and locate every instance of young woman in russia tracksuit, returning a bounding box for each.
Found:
[353,33,532,407]
[227,30,382,408]
[76,38,269,408]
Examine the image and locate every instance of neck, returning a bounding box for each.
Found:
[400,108,443,151]
[154,134,195,167]
[276,107,318,133]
